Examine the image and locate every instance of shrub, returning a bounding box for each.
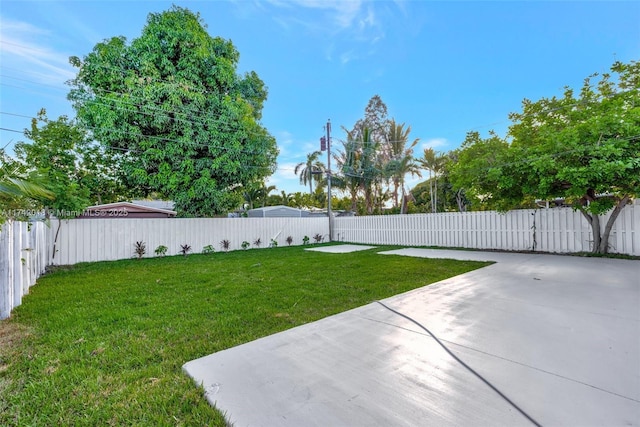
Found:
[134,241,146,259]
[220,240,231,252]
[253,238,262,248]
[241,241,250,250]
[202,245,215,254]
[302,235,310,245]
[154,245,168,257]
[270,238,278,248]
[286,236,293,246]
[313,233,323,244]
[180,244,192,256]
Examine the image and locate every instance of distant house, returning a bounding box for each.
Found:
[78,202,177,219]
[247,205,310,218]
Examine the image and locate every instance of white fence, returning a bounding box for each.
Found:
[2,206,638,319]
[0,221,51,320]
[49,217,330,265]
[334,205,640,255]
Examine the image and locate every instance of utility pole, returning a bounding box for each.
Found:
[321,119,333,241]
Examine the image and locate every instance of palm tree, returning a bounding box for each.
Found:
[294,151,325,194]
[386,120,419,209]
[243,184,275,210]
[419,148,445,213]
[0,150,54,222]
[334,136,362,212]
[391,156,422,214]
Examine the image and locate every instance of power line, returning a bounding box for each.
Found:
[2,65,636,150]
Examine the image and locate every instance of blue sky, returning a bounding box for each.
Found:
[1,0,638,194]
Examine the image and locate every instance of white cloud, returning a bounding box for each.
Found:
[420,138,449,152]
[266,161,305,193]
[264,0,386,65]
[0,17,75,86]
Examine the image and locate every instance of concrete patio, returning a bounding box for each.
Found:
[184,248,640,426]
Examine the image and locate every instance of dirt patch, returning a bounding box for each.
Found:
[0,320,32,373]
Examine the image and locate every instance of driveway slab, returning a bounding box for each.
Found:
[184,250,640,426]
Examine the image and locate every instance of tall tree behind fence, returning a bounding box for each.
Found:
[1,221,51,320]
[334,206,639,255]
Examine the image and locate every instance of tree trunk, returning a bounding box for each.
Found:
[598,195,630,254]
[579,208,602,253]
[52,218,62,260]
[456,189,466,212]
[393,177,400,209]
[433,176,438,213]
[350,189,358,212]
[428,170,434,213]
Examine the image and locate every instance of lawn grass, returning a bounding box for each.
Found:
[0,245,490,426]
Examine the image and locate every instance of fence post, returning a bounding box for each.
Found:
[1,222,14,319]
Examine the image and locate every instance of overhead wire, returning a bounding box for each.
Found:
[1,60,638,181]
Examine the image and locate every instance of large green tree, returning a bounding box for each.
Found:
[15,111,92,217]
[507,60,639,253]
[14,110,132,214]
[451,60,640,253]
[68,6,278,216]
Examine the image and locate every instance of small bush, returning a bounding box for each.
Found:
[241,241,250,250]
[313,233,323,244]
[220,240,231,252]
[302,235,310,245]
[202,245,215,254]
[286,236,293,246]
[134,241,146,259]
[270,238,278,248]
[154,245,168,257]
[253,238,262,248]
[180,244,192,256]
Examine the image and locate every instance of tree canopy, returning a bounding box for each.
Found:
[68,6,278,216]
[450,60,640,253]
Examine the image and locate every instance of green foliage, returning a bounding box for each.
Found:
[449,131,517,211]
[269,238,278,248]
[14,111,91,217]
[0,150,53,223]
[0,247,488,425]
[179,244,191,256]
[335,96,422,215]
[68,6,278,216]
[241,240,250,250]
[506,62,639,214]
[133,241,146,259]
[12,110,131,219]
[154,245,168,256]
[449,59,640,253]
[302,235,310,245]
[294,151,325,194]
[202,244,215,254]
[243,183,275,210]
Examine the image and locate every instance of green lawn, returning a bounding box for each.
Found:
[0,245,490,426]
